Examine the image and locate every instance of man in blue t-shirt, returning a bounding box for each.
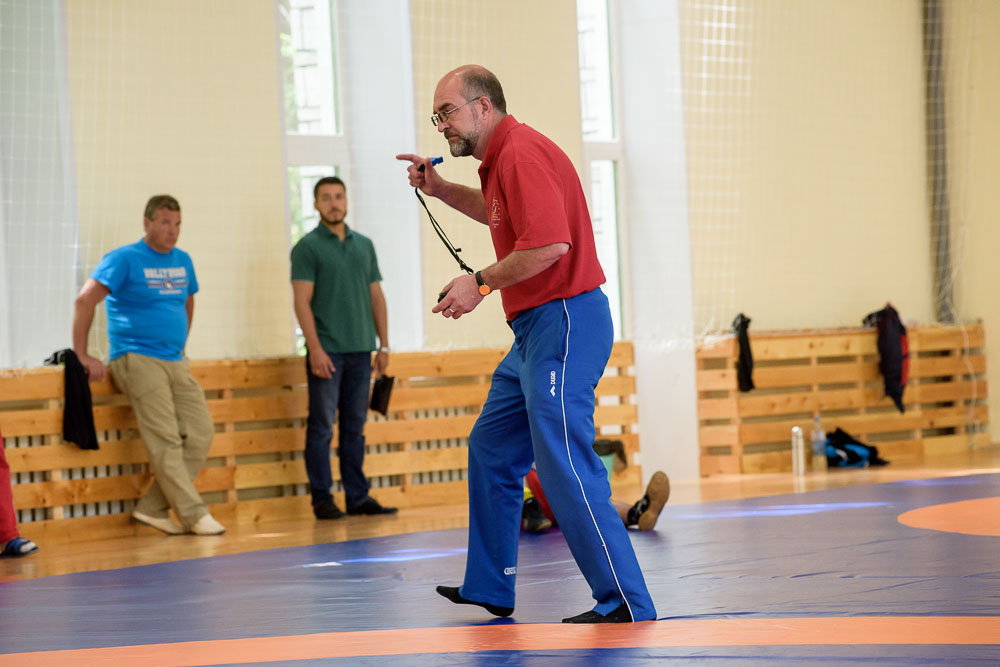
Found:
[72,195,225,536]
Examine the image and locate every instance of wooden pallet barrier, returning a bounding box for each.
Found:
[0,343,641,539]
[696,324,990,476]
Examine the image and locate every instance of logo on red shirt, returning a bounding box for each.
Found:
[490,198,501,227]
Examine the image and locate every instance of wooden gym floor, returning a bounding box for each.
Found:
[2,449,999,664]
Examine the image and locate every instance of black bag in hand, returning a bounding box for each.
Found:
[370,375,394,416]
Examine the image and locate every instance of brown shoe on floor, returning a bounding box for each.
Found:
[637,471,670,531]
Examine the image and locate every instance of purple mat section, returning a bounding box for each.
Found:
[1,473,997,657]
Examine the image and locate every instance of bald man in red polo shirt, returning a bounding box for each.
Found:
[398,65,655,624]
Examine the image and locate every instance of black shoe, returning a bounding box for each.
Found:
[521,497,552,533]
[347,497,398,515]
[562,603,633,623]
[314,500,344,520]
[436,585,513,618]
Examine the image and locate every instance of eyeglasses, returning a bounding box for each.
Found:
[430,96,483,127]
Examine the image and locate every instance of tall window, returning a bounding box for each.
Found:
[278,0,347,245]
[278,0,347,354]
[578,0,625,338]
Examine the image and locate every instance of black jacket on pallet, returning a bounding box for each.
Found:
[43,349,99,450]
[862,304,908,414]
[733,313,755,392]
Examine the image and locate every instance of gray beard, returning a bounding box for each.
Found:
[449,134,476,157]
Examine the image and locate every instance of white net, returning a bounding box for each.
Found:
[0,1,992,354]
[1,0,296,370]
[677,0,986,337]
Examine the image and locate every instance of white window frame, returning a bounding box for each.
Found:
[580,0,632,340]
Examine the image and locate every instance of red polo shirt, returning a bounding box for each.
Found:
[478,115,605,321]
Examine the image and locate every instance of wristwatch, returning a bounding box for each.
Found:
[475,270,492,296]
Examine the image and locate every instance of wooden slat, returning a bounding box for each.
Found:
[740,451,789,474]
[695,336,736,359]
[596,375,636,397]
[4,429,309,473]
[738,405,989,446]
[699,425,739,448]
[0,368,65,400]
[737,388,865,417]
[607,342,635,367]
[11,465,236,510]
[697,396,738,421]
[233,460,307,488]
[12,474,148,508]
[697,369,737,391]
[921,434,972,456]
[365,415,479,444]
[699,454,740,476]
[869,439,923,459]
[389,384,490,411]
[233,447,470,490]
[4,440,149,472]
[750,334,876,361]
[752,362,877,389]
[193,466,236,493]
[0,407,65,438]
[915,380,987,403]
[212,429,303,457]
[910,355,986,377]
[232,480,469,522]
[911,325,985,351]
[386,349,508,378]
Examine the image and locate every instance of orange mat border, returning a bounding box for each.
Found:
[5,616,1000,665]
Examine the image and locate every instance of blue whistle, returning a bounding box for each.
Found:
[419,157,444,172]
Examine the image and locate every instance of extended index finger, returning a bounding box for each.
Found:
[395,153,423,165]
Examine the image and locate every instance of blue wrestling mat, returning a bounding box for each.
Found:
[1,473,998,663]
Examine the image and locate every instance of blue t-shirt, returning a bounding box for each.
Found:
[91,239,199,361]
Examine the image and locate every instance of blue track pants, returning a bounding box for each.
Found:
[459,288,656,620]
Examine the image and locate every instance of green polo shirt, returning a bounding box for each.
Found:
[290,223,382,353]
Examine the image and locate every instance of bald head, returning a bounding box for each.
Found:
[439,65,507,115]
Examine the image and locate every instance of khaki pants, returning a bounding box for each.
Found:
[109,353,214,528]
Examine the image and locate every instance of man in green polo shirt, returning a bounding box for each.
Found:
[291,176,396,520]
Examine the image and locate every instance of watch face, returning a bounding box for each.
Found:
[479,284,491,296]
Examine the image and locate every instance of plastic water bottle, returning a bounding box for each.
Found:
[791,426,805,476]
[810,416,827,471]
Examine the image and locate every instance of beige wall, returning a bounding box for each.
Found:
[55,1,1000,446]
[944,0,1000,442]
[680,0,934,333]
[409,0,584,349]
[65,0,293,359]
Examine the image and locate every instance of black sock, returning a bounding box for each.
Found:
[627,495,649,526]
[436,585,513,617]
[562,603,633,623]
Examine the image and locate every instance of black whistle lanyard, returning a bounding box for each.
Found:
[415,162,474,276]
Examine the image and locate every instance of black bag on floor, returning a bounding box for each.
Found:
[825,427,889,468]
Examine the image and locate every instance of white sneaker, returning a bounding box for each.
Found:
[189,513,226,535]
[133,511,184,535]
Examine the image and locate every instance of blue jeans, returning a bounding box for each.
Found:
[304,351,371,509]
